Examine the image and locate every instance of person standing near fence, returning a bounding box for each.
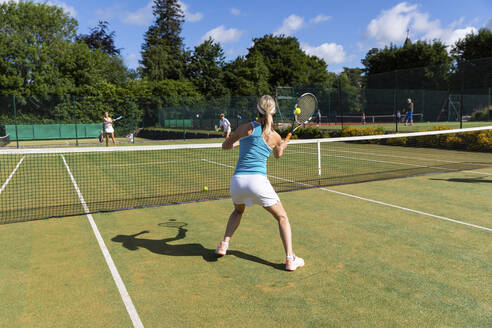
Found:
[104,112,116,147]
[219,113,231,139]
[317,110,322,126]
[404,98,414,126]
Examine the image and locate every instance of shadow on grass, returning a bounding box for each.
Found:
[111,227,284,270]
[430,177,492,183]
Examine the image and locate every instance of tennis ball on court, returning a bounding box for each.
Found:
[295,107,301,115]
[203,186,208,191]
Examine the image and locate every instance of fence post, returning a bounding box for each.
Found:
[317,139,321,186]
[421,90,425,122]
[489,88,491,121]
[13,95,19,148]
[460,61,464,129]
[327,90,331,125]
[339,78,343,130]
[73,96,79,146]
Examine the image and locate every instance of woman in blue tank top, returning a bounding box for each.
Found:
[215,95,304,271]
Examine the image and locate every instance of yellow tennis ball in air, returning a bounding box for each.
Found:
[295,107,301,115]
[203,186,208,191]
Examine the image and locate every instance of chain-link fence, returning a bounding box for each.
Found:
[1,57,491,146]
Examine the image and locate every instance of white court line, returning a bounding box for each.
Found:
[319,188,492,232]
[201,158,491,232]
[463,170,492,176]
[286,149,492,176]
[61,155,144,328]
[0,157,25,195]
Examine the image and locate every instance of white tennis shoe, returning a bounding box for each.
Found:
[215,241,229,256]
[285,255,304,271]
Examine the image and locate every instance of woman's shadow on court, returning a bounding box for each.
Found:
[111,227,284,270]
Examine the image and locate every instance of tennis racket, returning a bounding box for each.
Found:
[158,219,188,229]
[113,116,123,122]
[284,93,318,142]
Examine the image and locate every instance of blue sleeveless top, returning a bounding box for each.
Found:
[234,121,272,176]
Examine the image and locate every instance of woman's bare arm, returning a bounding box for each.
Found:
[272,132,288,158]
[222,123,253,150]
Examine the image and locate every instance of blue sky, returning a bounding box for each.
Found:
[8,0,492,72]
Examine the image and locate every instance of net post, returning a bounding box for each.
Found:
[73,95,79,146]
[460,60,464,129]
[317,139,321,185]
[13,95,19,149]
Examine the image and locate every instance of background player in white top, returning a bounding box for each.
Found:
[103,112,116,147]
[219,113,231,138]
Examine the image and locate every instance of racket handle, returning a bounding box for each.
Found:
[284,132,292,143]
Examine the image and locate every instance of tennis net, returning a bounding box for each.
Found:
[1,126,490,224]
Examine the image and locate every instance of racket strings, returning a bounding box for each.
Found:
[296,95,317,122]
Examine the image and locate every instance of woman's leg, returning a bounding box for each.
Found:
[264,201,293,257]
[223,203,245,243]
[105,132,109,147]
[110,132,116,146]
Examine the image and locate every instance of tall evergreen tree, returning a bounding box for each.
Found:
[140,0,186,80]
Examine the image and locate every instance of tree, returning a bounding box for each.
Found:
[248,34,331,89]
[362,40,452,89]
[451,28,492,90]
[451,28,492,61]
[342,67,364,88]
[223,50,270,97]
[76,21,120,56]
[0,1,132,124]
[187,39,228,99]
[140,0,186,80]
[0,1,78,96]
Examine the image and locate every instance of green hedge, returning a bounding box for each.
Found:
[380,127,491,151]
[469,107,492,121]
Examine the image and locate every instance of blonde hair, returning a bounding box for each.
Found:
[257,95,276,136]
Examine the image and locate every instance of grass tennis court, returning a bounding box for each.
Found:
[0,166,491,327]
[1,129,491,327]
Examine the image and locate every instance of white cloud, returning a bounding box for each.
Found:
[444,26,477,45]
[230,8,241,16]
[366,2,417,46]
[302,42,347,65]
[123,1,153,26]
[178,1,203,22]
[274,14,304,36]
[365,2,479,48]
[47,1,77,17]
[310,14,331,24]
[124,53,140,69]
[201,25,243,44]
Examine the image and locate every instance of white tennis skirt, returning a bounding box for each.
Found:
[230,174,279,207]
[105,126,114,133]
